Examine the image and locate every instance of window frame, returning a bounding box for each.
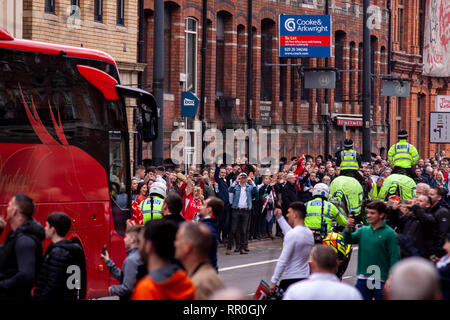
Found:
[117,0,125,26]
[45,0,56,14]
[94,0,103,23]
[184,17,198,94]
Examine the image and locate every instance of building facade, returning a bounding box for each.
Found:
[141,0,449,165]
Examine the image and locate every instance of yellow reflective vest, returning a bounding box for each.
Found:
[304,197,347,232]
[368,183,384,201]
[139,196,164,224]
[388,139,419,168]
[339,149,359,171]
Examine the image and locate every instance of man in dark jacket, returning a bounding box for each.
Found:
[281,173,299,219]
[429,187,450,259]
[162,192,185,228]
[215,165,230,243]
[395,196,436,258]
[0,194,45,300]
[199,197,223,271]
[34,212,84,300]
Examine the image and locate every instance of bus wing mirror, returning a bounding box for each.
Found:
[115,85,158,142]
[76,65,119,100]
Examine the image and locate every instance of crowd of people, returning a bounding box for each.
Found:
[0,128,449,300]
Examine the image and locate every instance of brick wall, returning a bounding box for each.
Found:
[140,0,448,163]
[23,0,137,64]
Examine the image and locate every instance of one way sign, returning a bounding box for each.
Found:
[430,112,450,143]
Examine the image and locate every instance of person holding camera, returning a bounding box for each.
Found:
[226,173,257,255]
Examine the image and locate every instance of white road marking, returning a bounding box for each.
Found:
[219,259,279,272]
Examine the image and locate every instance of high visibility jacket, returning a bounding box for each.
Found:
[388,139,419,168]
[329,176,364,216]
[339,149,359,171]
[368,183,384,201]
[379,174,417,200]
[139,196,164,224]
[304,197,347,231]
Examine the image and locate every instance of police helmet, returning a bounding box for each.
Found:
[343,139,354,149]
[149,181,167,198]
[312,183,330,199]
[398,129,408,139]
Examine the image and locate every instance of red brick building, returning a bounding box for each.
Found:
[141,0,449,164]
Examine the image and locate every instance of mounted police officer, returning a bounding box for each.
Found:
[139,182,167,224]
[336,139,365,186]
[304,183,347,243]
[388,129,419,180]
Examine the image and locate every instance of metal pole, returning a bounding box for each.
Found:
[386,0,392,151]
[246,0,253,159]
[199,0,207,168]
[324,0,330,160]
[362,0,372,162]
[152,0,164,166]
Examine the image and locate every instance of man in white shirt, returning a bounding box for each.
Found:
[270,202,314,293]
[283,244,362,300]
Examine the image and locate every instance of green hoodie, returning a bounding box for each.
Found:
[343,220,400,281]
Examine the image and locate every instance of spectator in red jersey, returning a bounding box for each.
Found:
[182,179,203,222]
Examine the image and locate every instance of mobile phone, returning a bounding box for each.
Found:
[102,244,107,255]
[400,200,408,204]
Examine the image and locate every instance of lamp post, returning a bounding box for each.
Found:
[362,0,372,161]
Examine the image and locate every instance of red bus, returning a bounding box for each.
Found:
[0,27,158,299]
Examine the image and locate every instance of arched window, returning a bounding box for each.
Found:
[349,42,355,101]
[261,19,275,101]
[185,17,198,93]
[334,31,346,102]
[164,4,175,93]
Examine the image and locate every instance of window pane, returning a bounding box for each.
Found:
[185,19,198,93]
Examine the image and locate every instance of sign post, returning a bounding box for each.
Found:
[279,14,331,58]
[181,91,199,172]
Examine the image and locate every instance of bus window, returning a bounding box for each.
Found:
[109,130,130,210]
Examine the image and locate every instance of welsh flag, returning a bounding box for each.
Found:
[262,187,277,222]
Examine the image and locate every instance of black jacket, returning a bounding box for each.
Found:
[429,200,450,257]
[33,239,84,300]
[395,205,436,258]
[281,182,299,216]
[0,219,45,300]
[199,217,219,271]
[215,166,230,205]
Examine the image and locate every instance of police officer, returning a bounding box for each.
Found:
[368,177,385,201]
[139,182,166,224]
[305,183,347,243]
[388,129,419,180]
[335,139,365,186]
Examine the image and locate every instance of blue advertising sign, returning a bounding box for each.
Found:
[279,14,332,57]
[181,91,199,117]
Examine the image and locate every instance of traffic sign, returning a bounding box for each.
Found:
[279,14,332,57]
[304,71,335,89]
[430,112,450,143]
[381,81,411,97]
[181,91,199,117]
